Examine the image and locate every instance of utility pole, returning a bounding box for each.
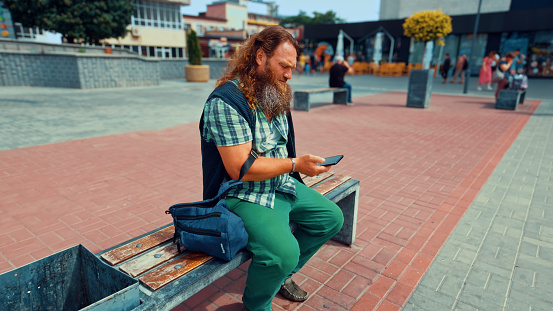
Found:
[464,0,483,94]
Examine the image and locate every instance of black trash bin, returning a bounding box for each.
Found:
[0,244,139,311]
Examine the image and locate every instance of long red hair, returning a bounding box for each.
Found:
[216,26,300,110]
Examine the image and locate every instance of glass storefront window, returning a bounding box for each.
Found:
[455,34,488,75]
[407,40,424,65]
[407,34,465,66]
[433,35,458,75]
[499,32,530,56]
[132,0,183,30]
[528,30,553,77]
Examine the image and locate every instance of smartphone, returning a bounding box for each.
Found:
[317,155,344,166]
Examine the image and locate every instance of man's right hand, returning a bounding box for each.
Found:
[218,144,330,181]
[295,154,331,177]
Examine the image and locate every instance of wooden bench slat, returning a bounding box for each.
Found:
[301,172,334,187]
[101,226,175,266]
[120,243,183,277]
[139,252,213,291]
[312,175,352,195]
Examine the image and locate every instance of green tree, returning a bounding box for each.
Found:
[312,11,345,25]
[187,29,202,65]
[279,10,345,27]
[279,10,312,27]
[1,0,52,30]
[3,0,133,44]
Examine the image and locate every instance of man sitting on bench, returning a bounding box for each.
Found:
[329,55,354,104]
[199,26,344,311]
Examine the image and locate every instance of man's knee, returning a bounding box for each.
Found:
[318,201,344,236]
[331,204,345,235]
[257,241,300,275]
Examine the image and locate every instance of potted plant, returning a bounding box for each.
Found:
[185,29,210,82]
[403,9,452,108]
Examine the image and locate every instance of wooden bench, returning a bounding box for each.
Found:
[96,173,359,310]
[293,87,349,111]
[496,89,526,110]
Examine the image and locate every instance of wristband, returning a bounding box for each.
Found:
[290,158,295,173]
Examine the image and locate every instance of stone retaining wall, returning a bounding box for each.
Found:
[0,51,230,88]
[0,51,159,88]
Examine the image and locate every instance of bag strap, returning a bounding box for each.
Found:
[216,150,258,198]
[167,150,259,212]
[238,150,258,180]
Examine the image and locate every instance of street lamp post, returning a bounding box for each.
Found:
[464,0,483,94]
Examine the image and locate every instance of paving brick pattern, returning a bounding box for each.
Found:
[404,100,553,311]
[0,80,211,151]
[0,88,544,310]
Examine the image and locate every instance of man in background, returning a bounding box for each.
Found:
[329,55,354,104]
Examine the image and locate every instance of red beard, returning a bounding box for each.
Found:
[254,65,292,120]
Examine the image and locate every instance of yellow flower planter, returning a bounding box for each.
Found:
[403,9,452,46]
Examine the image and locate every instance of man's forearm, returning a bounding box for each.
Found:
[240,156,294,182]
[218,143,330,181]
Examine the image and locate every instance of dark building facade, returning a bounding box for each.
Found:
[302,2,553,78]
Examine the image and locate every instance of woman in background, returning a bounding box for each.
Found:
[477,51,497,91]
[495,53,514,100]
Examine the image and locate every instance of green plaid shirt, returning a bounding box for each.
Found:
[202,90,296,209]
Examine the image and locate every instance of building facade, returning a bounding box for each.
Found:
[303,0,553,78]
[183,0,282,59]
[3,0,292,61]
[379,0,511,20]
[2,0,188,59]
[103,0,188,59]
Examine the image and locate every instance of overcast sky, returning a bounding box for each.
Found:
[181,0,380,23]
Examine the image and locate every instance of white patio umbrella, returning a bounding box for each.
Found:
[336,30,344,59]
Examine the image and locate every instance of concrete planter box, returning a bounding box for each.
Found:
[496,89,525,110]
[185,65,210,82]
[0,244,139,311]
[407,69,434,108]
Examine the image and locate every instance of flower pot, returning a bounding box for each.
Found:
[105,47,112,54]
[406,69,434,108]
[185,65,210,82]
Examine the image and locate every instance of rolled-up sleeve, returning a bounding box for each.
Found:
[202,97,252,147]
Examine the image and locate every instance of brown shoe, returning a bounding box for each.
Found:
[279,277,308,302]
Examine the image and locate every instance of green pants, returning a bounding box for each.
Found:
[226,179,344,311]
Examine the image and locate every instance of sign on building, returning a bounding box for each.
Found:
[0,2,16,39]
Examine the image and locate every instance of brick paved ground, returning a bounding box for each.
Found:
[175,94,541,311]
[0,75,550,310]
[404,100,553,311]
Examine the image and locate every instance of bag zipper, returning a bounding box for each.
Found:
[176,223,222,237]
[175,212,222,220]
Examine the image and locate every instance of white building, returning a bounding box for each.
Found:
[379,0,512,20]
